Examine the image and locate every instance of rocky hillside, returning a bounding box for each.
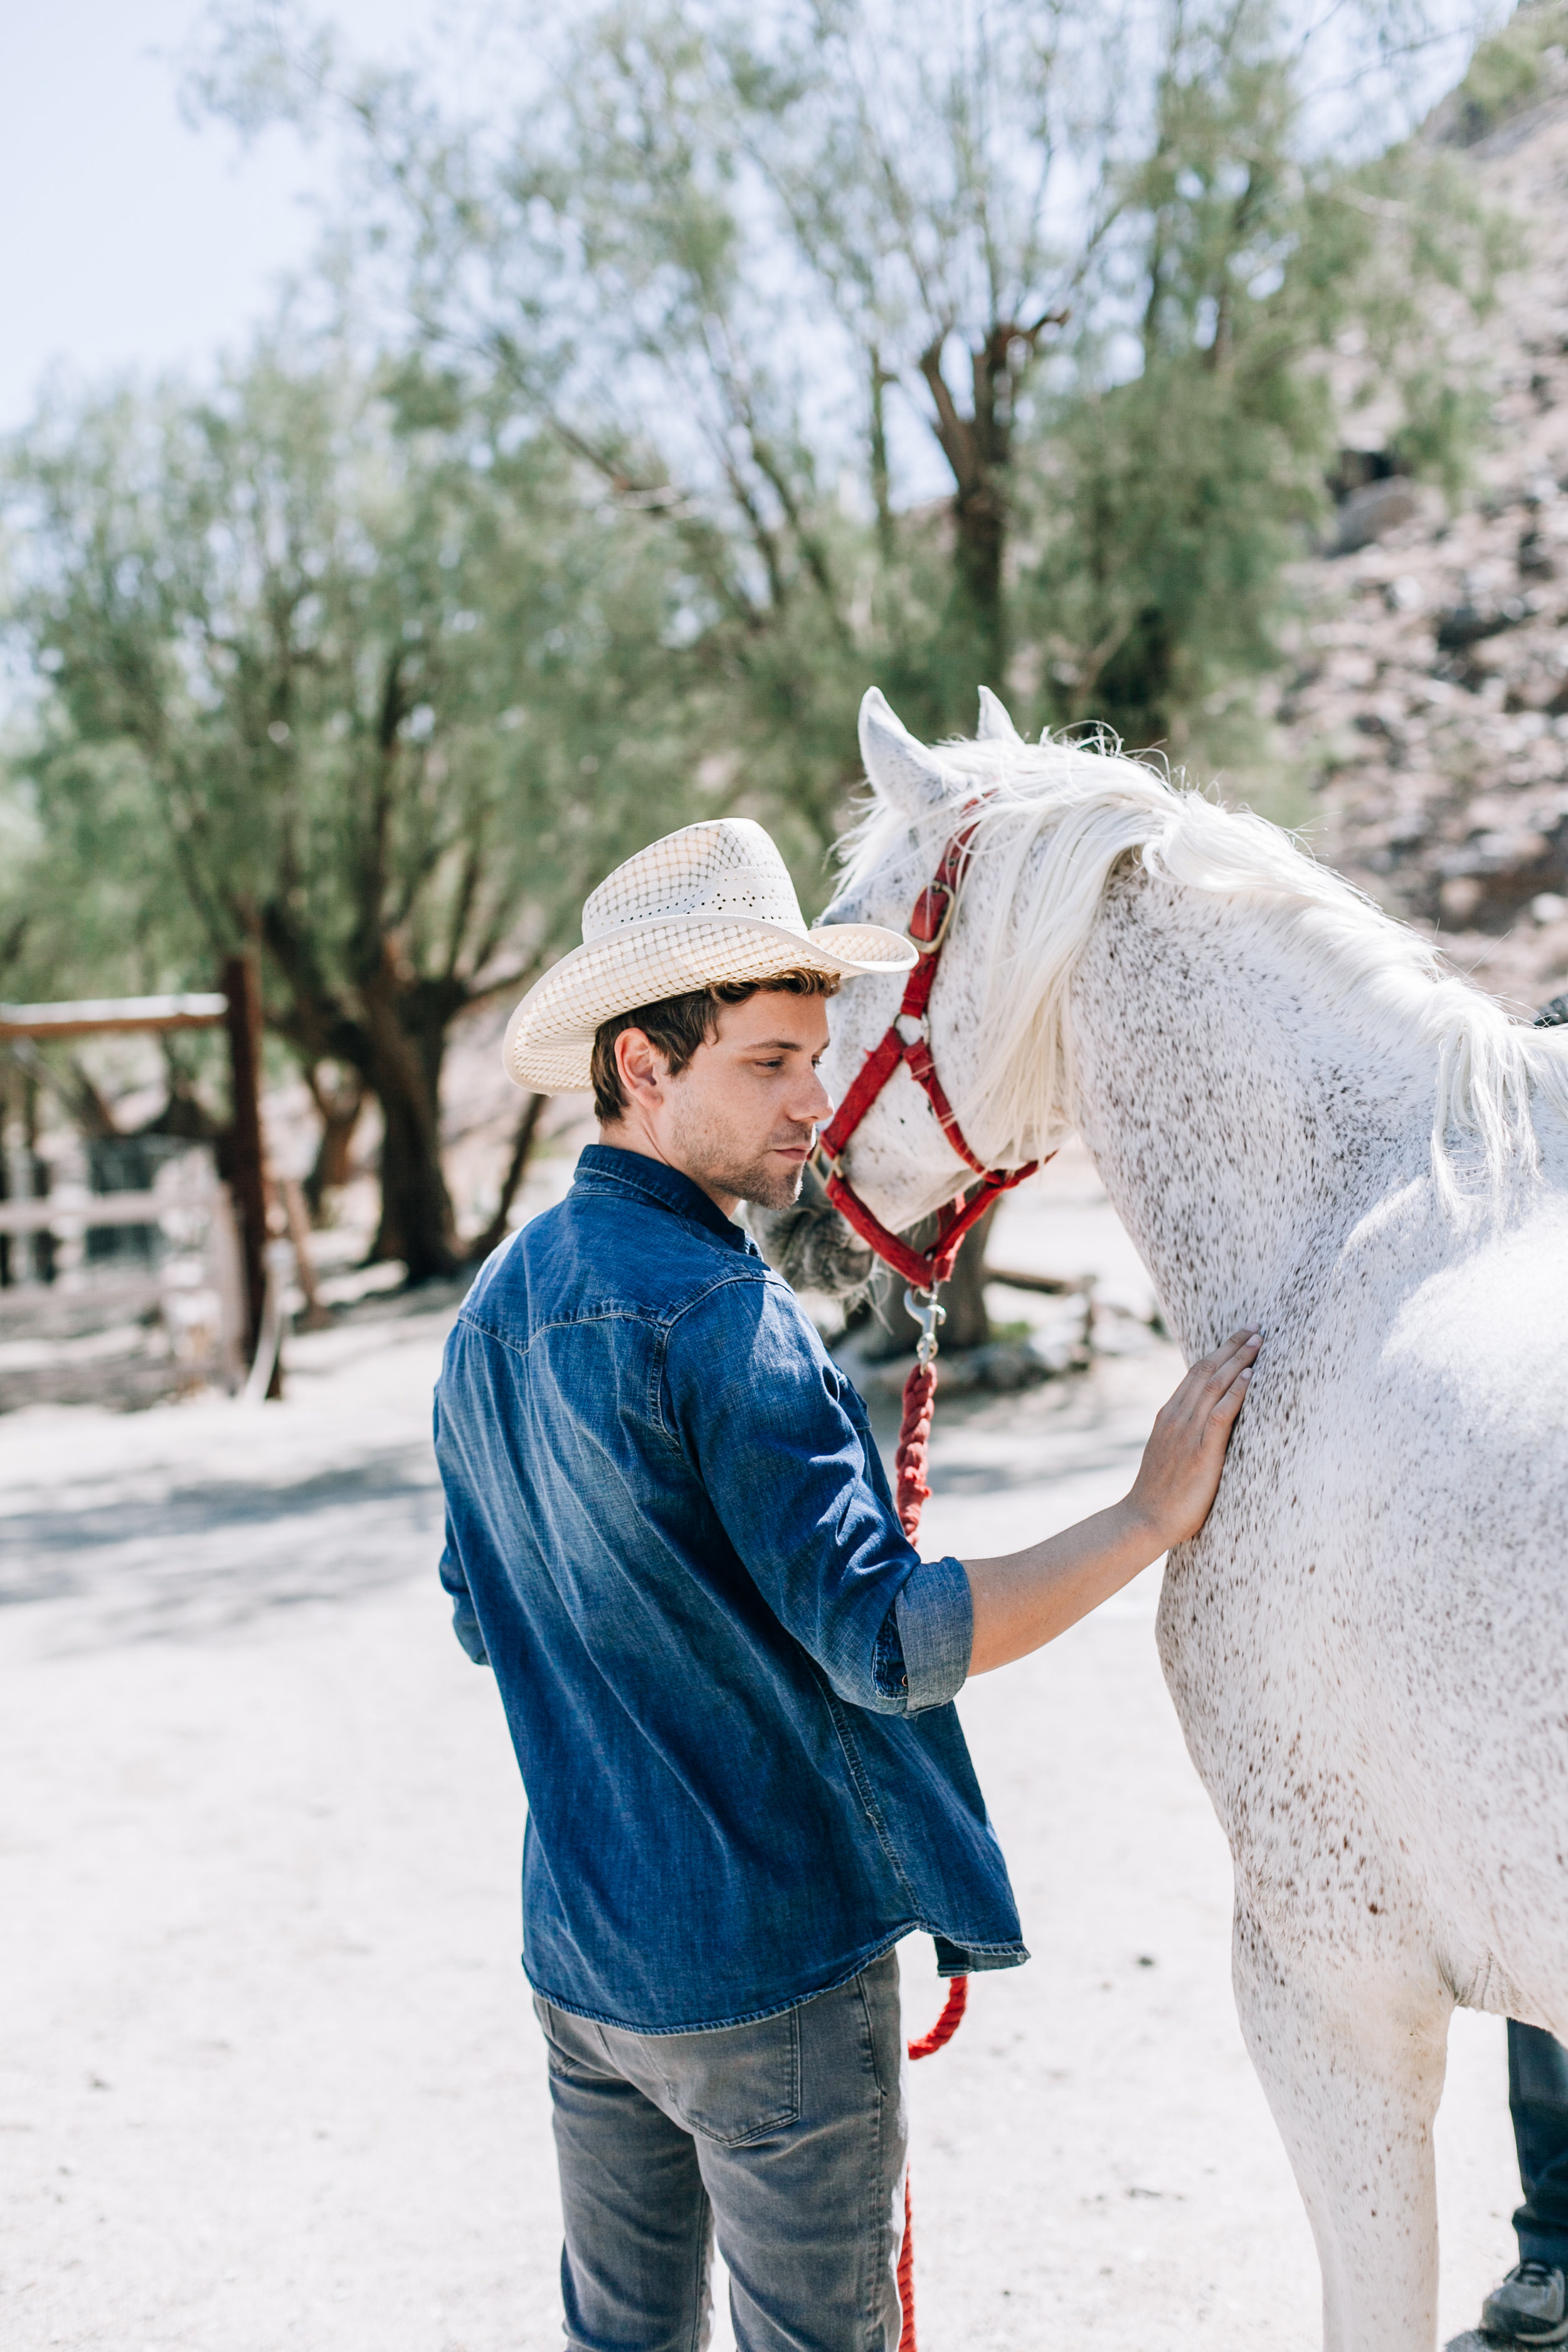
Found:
[1269,68,1568,1016]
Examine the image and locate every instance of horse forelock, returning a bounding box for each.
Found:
[835,728,1568,1199]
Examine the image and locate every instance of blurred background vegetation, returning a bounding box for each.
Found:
[0,0,1553,1278]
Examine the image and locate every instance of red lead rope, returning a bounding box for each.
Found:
[817,813,1053,2349]
[898,1975,970,2350]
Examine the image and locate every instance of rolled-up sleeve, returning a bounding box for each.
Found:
[892,1553,973,1710]
[665,1273,973,1715]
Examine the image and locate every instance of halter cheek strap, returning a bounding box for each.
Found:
[817,817,1048,1295]
[816,807,1052,2349]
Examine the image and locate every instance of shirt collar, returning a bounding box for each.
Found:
[573,1143,758,1254]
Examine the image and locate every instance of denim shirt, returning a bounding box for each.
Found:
[434,1145,1025,2033]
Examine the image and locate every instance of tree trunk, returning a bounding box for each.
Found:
[303,1067,366,1214]
[1097,604,1178,752]
[951,488,1007,694]
[469,1089,546,1264]
[371,1063,459,1281]
[939,1207,995,1348]
[916,315,1063,706]
[252,923,463,1279]
[360,959,461,1283]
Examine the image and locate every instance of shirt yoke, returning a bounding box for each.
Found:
[455,1190,788,1360]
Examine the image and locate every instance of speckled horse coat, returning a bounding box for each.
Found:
[815,687,1568,2352]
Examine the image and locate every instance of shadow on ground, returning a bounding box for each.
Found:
[1,1447,443,1638]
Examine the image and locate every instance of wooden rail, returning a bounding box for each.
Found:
[0,993,228,1042]
[986,1266,1094,1296]
[0,1189,167,1237]
[1,963,276,1392]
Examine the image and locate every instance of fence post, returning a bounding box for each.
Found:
[221,951,280,1399]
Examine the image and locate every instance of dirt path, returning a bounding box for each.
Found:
[0,1178,1523,2352]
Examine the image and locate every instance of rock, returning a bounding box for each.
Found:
[1256,95,1568,1009]
[1330,477,1422,554]
[1519,525,1556,576]
[1436,598,1531,651]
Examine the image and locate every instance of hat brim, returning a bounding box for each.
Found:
[503,914,917,1093]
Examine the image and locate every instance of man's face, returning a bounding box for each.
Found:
[616,989,835,1213]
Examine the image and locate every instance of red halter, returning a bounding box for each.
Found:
[817,812,1051,2352]
[817,814,1046,1296]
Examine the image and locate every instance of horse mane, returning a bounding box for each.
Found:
[836,731,1568,1199]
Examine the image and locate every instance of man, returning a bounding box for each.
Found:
[435,816,1258,2351]
[1476,1004,1568,2351]
[1478,2025,1568,2344]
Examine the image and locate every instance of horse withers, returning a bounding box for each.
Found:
[805,685,1568,2352]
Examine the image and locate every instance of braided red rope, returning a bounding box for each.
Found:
[893,1360,963,2352]
[897,1939,970,2347]
[894,1359,938,1538]
[823,813,1046,2349]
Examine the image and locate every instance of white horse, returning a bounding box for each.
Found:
[815,685,1568,2352]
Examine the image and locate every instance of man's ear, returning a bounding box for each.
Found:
[614,1025,669,1105]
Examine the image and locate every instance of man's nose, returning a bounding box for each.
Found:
[796,1066,834,1125]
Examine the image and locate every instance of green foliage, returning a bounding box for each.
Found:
[0,0,1527,1266]
[201,0,1506,761]
[1429,0,1568,148]
[1024,360,1327,750]
[1012,18,1513,745]
[1,339,712,1269]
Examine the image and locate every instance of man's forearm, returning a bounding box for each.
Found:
[963,1498,1166,1676]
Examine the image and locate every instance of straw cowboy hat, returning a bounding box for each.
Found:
[503,817,917,1093]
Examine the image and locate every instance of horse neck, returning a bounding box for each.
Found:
[1064,868,1424,1355]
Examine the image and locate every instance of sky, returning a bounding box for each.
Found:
[0,3,1492,446]
[0,1,440,431]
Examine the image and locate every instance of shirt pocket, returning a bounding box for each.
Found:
[655,2003,802,2148]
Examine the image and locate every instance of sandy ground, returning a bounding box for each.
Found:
[0,1156,1525,2352]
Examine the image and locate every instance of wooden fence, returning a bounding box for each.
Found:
[0,958,283,1397]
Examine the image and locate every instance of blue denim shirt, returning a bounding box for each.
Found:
[434,1144,1025,2033]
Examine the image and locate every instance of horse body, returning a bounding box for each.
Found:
[820,689,1568,2352]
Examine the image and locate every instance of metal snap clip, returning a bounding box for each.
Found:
[904,1286,947,1365]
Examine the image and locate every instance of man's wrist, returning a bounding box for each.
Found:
[1113,1491,1171,1568]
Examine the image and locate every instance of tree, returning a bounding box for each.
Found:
[2,340,710,1278]
[3,0,1515,1301]
[193,0,1505,773]
[1016,17,1511,747]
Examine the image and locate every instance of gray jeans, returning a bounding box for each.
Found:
[534,1951,908,2352]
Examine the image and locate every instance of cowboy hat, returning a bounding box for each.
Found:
[503,818,916,1093]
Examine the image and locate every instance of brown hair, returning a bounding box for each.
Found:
[591,970,840,1123]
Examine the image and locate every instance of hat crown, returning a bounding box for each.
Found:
[581,819,807,943]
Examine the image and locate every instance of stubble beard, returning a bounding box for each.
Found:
[667,1094,815,1213]
[729,1153,810,1213]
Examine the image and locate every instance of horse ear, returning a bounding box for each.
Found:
[858,687,958,815]
[975,686,1022,743]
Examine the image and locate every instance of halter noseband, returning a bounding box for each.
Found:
[817,811,1049,1301]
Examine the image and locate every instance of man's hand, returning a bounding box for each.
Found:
[1124,1327,1261,1550]
[964,1327,1261,1675]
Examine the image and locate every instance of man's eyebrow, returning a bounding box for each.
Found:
[744,1037,808,1052]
